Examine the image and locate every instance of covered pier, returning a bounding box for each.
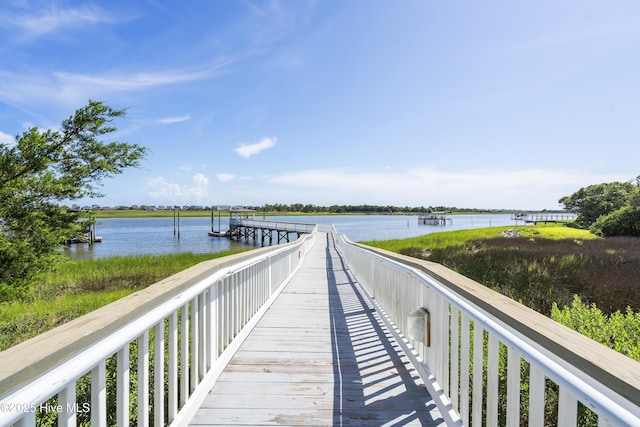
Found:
[209,207,316,245]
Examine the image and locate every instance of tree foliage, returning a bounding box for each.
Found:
[0,101,147,300]
[591,206,640,237]
[558,181,636,227]
[559,177,640,236]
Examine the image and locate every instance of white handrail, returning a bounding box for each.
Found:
[0,229,316,427]
[231,218,316,233]
[334,234,640,427]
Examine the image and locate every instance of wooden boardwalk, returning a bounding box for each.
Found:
[190,231,445,426]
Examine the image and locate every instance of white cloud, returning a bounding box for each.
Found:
[145,173,209,203]
[3,5,116,39]
[159,115,191,124]
[265,167,628,210]
[0,59,234,110]
[235,137,276,158]
[0,130,15,146]
[217,173,235,182]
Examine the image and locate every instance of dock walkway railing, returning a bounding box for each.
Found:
[0,228,316,427]
[229,218,317,234]
[335,232,640,426]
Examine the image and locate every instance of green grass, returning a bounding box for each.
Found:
[0,249,249,351]
[362,224,596,253]
[0,290,133,350]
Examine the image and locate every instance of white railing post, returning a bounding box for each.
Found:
[190,297,199,392]
[506,347,521,425]
[153,321,164,426]
[198,292,206,381]
[138,331,149,427]
[486,333,499,426]
[179,303,189,407]
[558,387,578,425]
[450,306,460,412]
[207,286,216,369]
[91,361,107,427]
[460,313,471,426]
[167,312,178,423]
[529,364,545,426]
[471,321,484,427]
[58,383,77,427]
[116,346,130,427]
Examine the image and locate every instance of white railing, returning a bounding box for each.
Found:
[335,234,640,427]
[0,229,316,427]
[230,218,316,234]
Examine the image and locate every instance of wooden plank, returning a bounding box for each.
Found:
[190,232,445,426]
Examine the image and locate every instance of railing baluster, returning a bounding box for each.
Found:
[450,306,460,412]
[138,331,150,427]
[91,360,107,427]
[440,297,450,398]
[558,386,578,425]
[217,280,224,356]
[58,382,77,427]
[190,298,199,392]
[223,277,229,347]
[460,313,471,426]
[487,333,499,426]
[198,292,206,381]
[472,321,484,427]
[179,303,189,407]
[14,411,35,427]
[209,283,218,366]
[529,364,545,427]
[168,312,178,423]
[116,346,130,427]
[506,347,521,426]
[154,321,164,426]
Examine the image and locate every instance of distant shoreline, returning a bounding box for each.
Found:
[93,209,365,218]
[92,209,536,219]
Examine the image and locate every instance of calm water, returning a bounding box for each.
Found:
[63,214,522,260]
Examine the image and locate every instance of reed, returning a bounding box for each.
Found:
[362,224,595,253]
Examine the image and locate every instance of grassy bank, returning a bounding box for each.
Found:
[0,250,249,351]
[363,224,640,314]
[362,223,595,252]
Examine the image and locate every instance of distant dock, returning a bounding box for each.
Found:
[65,222,102,246]
[511,212,575,224]
[418,211,452,225]
[209,207,316,245]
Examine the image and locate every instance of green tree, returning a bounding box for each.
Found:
[0,100,147,301]
[559,181,636,227]
[590,205,640,236]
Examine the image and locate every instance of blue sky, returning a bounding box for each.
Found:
[1,1,638,210]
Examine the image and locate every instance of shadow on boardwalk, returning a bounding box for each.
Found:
[190,231,444,426]
[326,233,443,425]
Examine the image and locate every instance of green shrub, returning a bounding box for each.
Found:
[551,295,640,361]
[591,206,640,237]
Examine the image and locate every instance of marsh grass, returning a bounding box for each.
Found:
[362,224,595,253]
[0,250,248,351]
[364,224,639,315]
